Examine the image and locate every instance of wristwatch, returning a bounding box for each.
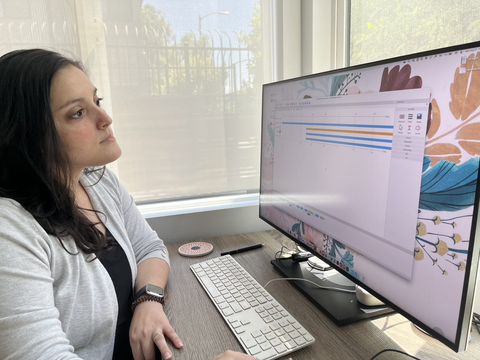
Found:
[131,284,165,311]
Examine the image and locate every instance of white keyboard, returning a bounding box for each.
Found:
[191,255,315,360]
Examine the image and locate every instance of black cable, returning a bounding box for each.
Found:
[412,323,432,338]
[370,349,421,360]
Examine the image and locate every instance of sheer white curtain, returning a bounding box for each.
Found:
[0,0,271,205]
[104,1,268,203]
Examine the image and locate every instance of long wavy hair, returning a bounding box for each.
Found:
[0,49,108,255]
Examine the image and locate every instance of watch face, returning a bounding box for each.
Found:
[146,284,164,297]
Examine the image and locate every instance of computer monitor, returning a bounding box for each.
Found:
[259,41,480,352]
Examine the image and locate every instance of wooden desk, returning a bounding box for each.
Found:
[163,230,480,360]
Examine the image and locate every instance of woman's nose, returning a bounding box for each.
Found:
[97,108,113,128]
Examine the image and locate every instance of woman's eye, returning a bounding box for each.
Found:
[96,97,103,107]
[71,109,84,119]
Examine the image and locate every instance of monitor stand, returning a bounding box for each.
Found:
[271,257,394,325]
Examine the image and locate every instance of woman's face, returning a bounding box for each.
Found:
[50,65,122,176]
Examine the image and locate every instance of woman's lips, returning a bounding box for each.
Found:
[101,135,116,143]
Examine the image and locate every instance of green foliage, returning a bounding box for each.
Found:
[350,0,480,65]
[239,1,262,95]
[141,4,174,45]
[138,2,262,114]
[177,32,226,98]
[140,4,225,99]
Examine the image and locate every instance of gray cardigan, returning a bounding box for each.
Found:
[0,168,170,359]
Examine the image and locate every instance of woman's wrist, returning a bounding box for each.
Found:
[131,294,165,312]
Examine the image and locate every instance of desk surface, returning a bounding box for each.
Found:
[163,230,480,360]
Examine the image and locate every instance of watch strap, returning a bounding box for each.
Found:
[133,284,148,302]
[131,294,165,312]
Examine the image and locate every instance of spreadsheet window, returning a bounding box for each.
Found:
[270,88,430,279]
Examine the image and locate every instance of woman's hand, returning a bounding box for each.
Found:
[129,300,183,360]
[213,350,257,360]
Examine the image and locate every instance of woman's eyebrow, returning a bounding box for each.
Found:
[57,88,98,111]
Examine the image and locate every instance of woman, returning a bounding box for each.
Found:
[0,49,254,360]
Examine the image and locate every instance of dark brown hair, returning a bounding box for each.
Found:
[0,48,108,255]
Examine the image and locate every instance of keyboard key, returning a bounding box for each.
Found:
[249,300,260,307]
[231,321,242,329]
[256,335,267,344]
[263,316,274,323]
[256,348,278,360]
[239,301,251,310]
[294,337,306,346]
[278,320,289,327]
[240,335,257,349]
[257,296,268,304]
[251,330,262,338]
[248,345,262,356]
[231,302,243,313]
[259,311,269,318]
[267,308,277,315]
[272,313,282,320]
[269,324,280,331]
[284,340,296,350]
[222,308,234,316]
[266,332,276,341]
[214,296,225,304]
[269,337,281,346]
[260,326,271,334]
[283,325,294,333]
[260,342,272,351]
[289,330,300,339]
[290,330,300,339]
[304,334,314,342]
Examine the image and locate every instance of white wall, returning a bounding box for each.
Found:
[146,205,272,243]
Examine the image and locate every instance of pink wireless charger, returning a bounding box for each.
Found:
[178,242,214,257]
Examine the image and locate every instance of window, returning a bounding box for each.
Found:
[0,0,269,205]
[102,0,267,203]
[350,0,480,66]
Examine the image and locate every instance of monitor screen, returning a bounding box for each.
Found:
[259,41,480,352]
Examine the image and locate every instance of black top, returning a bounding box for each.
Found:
[98,230,134,360]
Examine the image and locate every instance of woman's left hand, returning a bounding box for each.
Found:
[129,300,183,360]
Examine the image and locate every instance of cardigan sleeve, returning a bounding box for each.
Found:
[0,199,81,360]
